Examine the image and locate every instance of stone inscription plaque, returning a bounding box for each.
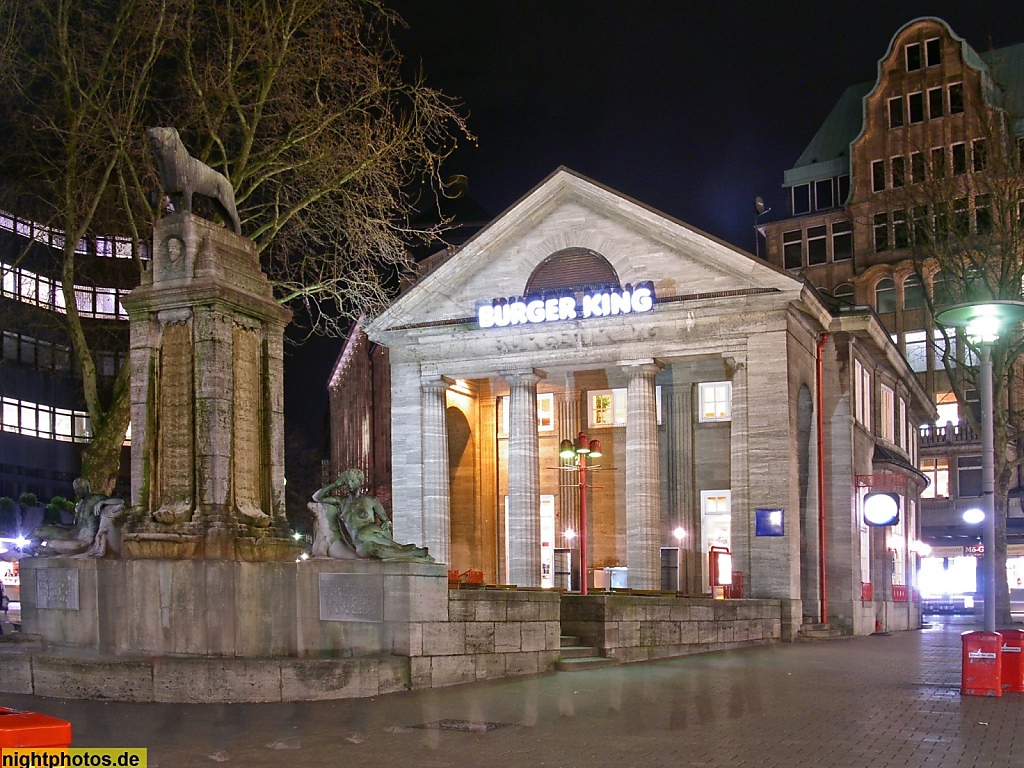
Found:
[319,573,383,622]
[36,568,80,610]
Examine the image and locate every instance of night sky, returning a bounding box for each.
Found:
[286,1,1024,450]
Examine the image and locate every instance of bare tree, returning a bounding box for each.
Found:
[0,0,469,493]
[897,101,1024,625]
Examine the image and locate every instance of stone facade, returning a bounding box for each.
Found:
[362,169,935,637]
[120,212,294,561]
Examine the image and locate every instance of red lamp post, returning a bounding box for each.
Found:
[559,431,602,595]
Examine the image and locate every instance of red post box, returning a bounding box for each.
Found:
[998,629,1024,693]
[962,631,1003,697]
[0,707,72,750]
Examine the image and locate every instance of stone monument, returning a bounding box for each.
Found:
[13,130,449,697]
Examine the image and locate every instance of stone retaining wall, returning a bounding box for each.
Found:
[413,589,562,688]
[561,594,782,663]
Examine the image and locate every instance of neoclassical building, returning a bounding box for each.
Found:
[357,169,934,635]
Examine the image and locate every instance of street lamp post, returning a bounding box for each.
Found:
[560,432,602,596]
[936,300,1024,632]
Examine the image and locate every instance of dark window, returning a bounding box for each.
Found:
[908,92,924,123]
[889,97,904,128]
[832,222,853,261]
[913,205,930,244]
[783,230,803,270]
[958,456,981,497]
[903,275,925,310]
[807,226,827,265]
[928,87,944,119]
[976,194,992,234]
[932,147,946,178]
[935,202,950,241]
[952,143,967,175]
[973,139,987,172]
[815,179,834,210]
[875,277,896,313]
[954,197,969,234]
[906,42,922,71]
[792,184,811,215]
[911,152,926,184]
[872,160,886,192]
[837,174,850,204]
[949,82,964,114]
[892,156,905,188]
[932,271,952,305]
[926,38,942,67]
[874,213,889,252]
[834,282,854,301]
[893,209,909,249]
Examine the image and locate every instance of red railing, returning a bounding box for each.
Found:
[892,584,908,602]
[861,582,873,601]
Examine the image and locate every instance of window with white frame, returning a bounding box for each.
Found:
[497,393,557,435]
[537,393,554,431]
[880,385,895,442]
[920,458,949,499]
[872,160,886,193]
[698,382,732,422]
[1,397,92,442]
[855,359,872,430]
[926,37,941,67]
[908,92,924,123]
[701,490,731,589]
[588,387,662,429]
[905,42,922,71]
[898,397,907,451]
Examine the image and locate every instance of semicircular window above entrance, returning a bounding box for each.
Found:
[524,247,619,295]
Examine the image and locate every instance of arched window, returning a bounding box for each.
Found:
[834,282,854,302]
[931,271,952,306]
[875,278,896,314]
[525,248,619,294]
[903,275,925,310]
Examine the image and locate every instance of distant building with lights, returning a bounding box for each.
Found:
[0,213,137,502]
[333,168,935,637]
[758,17,1024,600]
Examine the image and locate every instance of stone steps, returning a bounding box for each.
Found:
[796,622,849,641]
[556,634,618,671]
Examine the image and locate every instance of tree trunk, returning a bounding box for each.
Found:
[996,497,1013,627]
[79,373,132,496]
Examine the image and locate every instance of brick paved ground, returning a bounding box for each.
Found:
[3,615,1022,767]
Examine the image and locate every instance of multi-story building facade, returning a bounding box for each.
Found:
[761,16,1024,598]
[0,211,137,504]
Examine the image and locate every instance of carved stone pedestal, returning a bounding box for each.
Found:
[121,213,295,561]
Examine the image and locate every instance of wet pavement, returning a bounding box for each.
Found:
[2,615,1022,767]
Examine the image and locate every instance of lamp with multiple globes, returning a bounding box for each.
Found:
[559,432,601,595]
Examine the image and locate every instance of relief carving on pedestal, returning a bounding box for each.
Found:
[233,325,271,526]
[153,321,195,525]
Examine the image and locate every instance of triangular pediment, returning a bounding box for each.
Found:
[368,168,801,335]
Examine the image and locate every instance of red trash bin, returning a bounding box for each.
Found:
[0,707,72,751]
[962,631,1003,697]
[998,629,1024,693]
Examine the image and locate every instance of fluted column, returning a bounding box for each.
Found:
[505,369,544,586]
[624,361,663,589]
[421,377,451,565]
[663,376,695,592]
[557,388,581,545]
[728,358,749,593]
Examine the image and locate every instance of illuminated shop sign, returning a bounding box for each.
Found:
[477,282,655,329]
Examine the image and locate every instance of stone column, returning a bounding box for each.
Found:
[421,377,451,565]
[556,388,581,544]
[663,376,695,592]
[624,361,663,590]
[505,369,544,587]
[728,357,750,595]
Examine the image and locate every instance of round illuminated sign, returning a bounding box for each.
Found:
[863,492,900,526]
[963,508,985,525]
